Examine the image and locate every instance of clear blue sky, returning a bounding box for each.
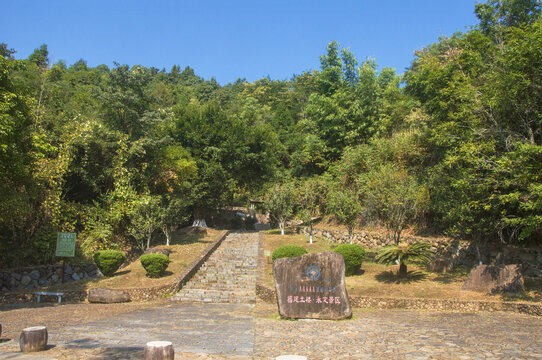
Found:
[2,0,479,84]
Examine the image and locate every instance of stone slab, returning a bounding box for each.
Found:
[87,288,130,303]
[273,252,352,320]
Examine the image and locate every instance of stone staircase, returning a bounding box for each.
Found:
[173,231,259,304]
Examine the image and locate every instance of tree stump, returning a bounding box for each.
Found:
[144,341,174,360]
[19,326,48,353]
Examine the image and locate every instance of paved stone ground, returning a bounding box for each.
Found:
[255,305,542,359]
[1,302,541,359]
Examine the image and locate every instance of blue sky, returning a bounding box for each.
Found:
[3,0,479,84]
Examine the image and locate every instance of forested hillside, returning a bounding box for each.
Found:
[1,0,541,267]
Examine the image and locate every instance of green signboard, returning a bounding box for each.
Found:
[56,232,76,257]
[264,250,271,257]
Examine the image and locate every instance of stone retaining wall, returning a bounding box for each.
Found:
[1,263,100,292]
[297,226,542,277]
[0,230,230,304]
[255,283,542,317]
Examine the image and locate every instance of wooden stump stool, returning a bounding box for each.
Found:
[19,326,48,353]
[144,341,174,360]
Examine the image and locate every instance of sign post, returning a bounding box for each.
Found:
[56,232,76,283]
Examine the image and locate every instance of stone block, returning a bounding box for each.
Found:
[88,288,131,303]
[65,265,73,275]
[19,326,48,353]
[273,252,352,320]
[21,275,31,286]
[72,273,80,281]
[462,264,524,294]
[12,273,21,281]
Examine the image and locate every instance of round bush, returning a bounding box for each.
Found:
[93,250,126,277]
[272,245,308,262]
[334,244,366,276]
[140,254,170,277]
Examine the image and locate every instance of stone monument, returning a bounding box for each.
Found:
[273,252,352,320]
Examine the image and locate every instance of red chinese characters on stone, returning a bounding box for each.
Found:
[289,295,341,305]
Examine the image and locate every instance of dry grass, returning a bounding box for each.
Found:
[45,228,222,291]
[263,232,542,303]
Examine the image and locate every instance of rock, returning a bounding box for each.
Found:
[12,273,21,281]
[50,274,59,283]
[19,326,48,353]
[144,341,174,360]
[38,278,47,285]
[144,248,171,257]
[29,270,40,280]
[273,252,352,320]
[428,257,454,273]
[21,275,31,286]
[462,264,524,294]
[65,265,73,275]
[2,287,10,292]
[88,288,131,303]
[72,273,80,281]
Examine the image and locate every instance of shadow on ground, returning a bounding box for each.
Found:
[375,270,427,284]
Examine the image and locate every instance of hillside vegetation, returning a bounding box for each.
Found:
[1,0,541,267]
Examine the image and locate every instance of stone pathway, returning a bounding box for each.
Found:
[174,232,259,304]
[1,306,541,359]
[0,302,255,359]
[255,307,542,359]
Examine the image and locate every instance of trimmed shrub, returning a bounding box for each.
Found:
[272,245,308,262]
[334,244,366,276]
[93,250,126,277]
[140,253,170,277]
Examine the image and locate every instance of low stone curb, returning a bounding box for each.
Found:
[256,282,542,317]
[0,230,230,304]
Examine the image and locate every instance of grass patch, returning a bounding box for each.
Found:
[263,233,542,303]
[44,228,222,292]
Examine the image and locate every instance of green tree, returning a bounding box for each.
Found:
[128,194,162,250]
[297,177,327,244]
[363,165,429,245]
[265,182,295,235]
[327,189,362,243]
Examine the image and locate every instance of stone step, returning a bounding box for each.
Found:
[175,231,259,304]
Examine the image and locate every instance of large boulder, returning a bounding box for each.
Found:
[88,288,131,303]
[273,252,352,320]
[462,264,524,294]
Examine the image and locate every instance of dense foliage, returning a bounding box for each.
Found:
[333,244,366,276]
[93,250,126,277]
[272,245,308,262]
[1,1,540,267]
[140,253,170,277]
